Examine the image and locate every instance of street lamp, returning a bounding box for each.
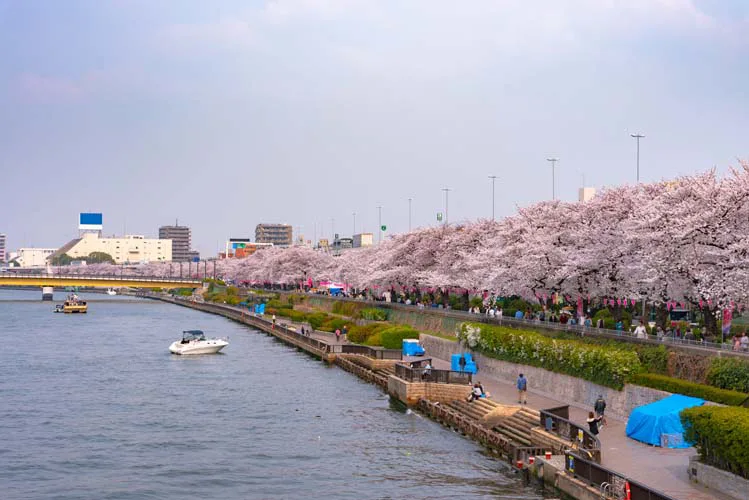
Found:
[488,175,498,220]
[352,212,356,236]
[547,158,559,200]
[441,188,451,225]
[408,198,412,232]
[377,205,383,243]
[631,133,645,183]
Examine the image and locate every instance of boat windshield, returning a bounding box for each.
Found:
[182,330,206,341]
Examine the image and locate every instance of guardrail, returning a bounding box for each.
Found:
[327,344,402,359]
[394,363,472,385]
[3,272,202,284]
[291,292,749,357]
[540,409,601,463]
[565,451,678,500]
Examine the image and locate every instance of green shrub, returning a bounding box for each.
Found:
[306,312,329,330]
[681,406,749,480]
[319,318,349,333]
[266,299,293,310]
[364,332,383,347]
[331,301,365,318]
[635,345,669,375]
[379,325,420,349]
[360,308,388,321]
[459,322,640,389]
[347,323,389,344]
[707,358,749,394]
[592,308,632,331]
[630,373,748,406]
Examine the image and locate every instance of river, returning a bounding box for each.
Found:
[0,289,554,499]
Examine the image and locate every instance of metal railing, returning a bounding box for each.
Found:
[294,293,749,357]
[540,409,601,463]
[329,344,402,359]
[565,451,678,500]
[394,363,472,385]
[4,272,202,284]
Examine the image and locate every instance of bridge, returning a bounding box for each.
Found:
[0,273,204,292]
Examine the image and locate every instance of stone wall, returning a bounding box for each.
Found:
[688,455,749,500]
[420,334,672,419]
[387,375,470,405]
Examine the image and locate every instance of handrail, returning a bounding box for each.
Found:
[293,292,749,357]
[540,409,601,463]
[394,363,472,385]
[565,451,678,500]
[3,272,202,283]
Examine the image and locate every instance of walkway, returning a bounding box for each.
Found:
[420,355,730,500]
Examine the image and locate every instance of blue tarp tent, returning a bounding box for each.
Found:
[625,394,704,448]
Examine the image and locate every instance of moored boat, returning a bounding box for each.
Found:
[169,330,228,355]
[55,294,88,314]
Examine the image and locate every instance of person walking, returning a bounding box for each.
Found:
[741,331,749,352]
[586,411,604,436]
[516,373,528,404]
[335,328,341,343]
[342,325,348,343]
[458,354,467,373]
[594,395,607,428]
[272,314,276,329]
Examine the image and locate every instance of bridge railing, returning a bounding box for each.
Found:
[4,272,202,284]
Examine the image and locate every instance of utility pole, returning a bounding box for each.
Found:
[441,188,451,225]
[631,133,645,183]
[331,218,335,240]
[547,158,559,200]
[488,175,497,220]
[377,206,383,243]
[408,198,412,232]
[352,212,356,236]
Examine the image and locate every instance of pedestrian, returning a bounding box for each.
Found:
[634,323,647,339]
[342,325,348,342]
[272,314,276,329]
[458,354,467,372]
[594,394,607,428]
[516,373,528,404]
[596,317,604,328]
[300,326,305,336]
[732,334,740,351]
[335,328,341,342]
[470,383,483,402]
[741,331,749,352]
[586,411,604,436]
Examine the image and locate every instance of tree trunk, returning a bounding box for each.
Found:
[703,307,719,339]
[655,304,669,330]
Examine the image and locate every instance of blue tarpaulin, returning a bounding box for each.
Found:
[625,394,704,448]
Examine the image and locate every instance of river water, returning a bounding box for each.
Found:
[0,289,553,500]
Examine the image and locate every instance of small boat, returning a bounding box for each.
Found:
[55,294,88,314]
[169,330,228,355]
[106,288,117,296]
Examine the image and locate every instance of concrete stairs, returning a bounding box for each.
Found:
[445,399,540,448]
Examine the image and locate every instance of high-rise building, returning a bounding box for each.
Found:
[353,233,374,248]
[578,187,597,202]
[159,224,193,262]
[255,224,292,246]
[0,233,6,263]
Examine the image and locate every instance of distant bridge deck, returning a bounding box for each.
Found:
[0,274,203,289]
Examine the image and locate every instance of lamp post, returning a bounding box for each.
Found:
[377,205,383,243]
[488,175,497,220]
[631,133,645,183]
[408,198,412,232]
[547,158,559,200]
[441,188,451,225]
[352,212,356,236]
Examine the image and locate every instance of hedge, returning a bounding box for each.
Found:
[459,323,640,389]
[630,373,748,406]
[681,406,749,480]
[348,323,389,344]
[707,358,749,394]
[331,301,364,318]
[378,326,420,349]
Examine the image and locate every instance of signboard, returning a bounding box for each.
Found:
[380,225,387,231]
[437,212,443,222]
[722,308,733,339]
[79,212,103,231]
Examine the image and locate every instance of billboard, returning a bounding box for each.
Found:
[79,212,103,231]
[229,238,251,250]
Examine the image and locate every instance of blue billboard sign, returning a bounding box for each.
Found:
[79,213,103,225]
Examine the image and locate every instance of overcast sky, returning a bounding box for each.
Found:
[1,0,747,256]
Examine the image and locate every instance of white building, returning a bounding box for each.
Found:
[16,248,57,267]
[579,187,597,202]
[63,233,172,264]
[353,233,374,248]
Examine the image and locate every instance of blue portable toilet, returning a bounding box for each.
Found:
[402,339,425,356]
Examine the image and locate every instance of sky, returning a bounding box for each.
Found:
[1,0,748,257]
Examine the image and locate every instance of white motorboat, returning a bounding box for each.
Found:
[106,288,117,296]
[169,330,228,355]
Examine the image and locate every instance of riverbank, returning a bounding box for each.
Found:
[150,294,730,500]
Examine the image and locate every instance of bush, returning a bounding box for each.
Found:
[635,345,669,375]
[592,308,632,331]
[319,318,349,333]
[707,358,749,394]
[379,326,420,349]
[681,406,749,480]
[306,312,329,330]
[630,373,748,406]
[360,308,388,321]
[347,323,389,344]
[266,299,293,310]
[459,322,640,389]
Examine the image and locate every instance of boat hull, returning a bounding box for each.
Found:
[169,340,228,355]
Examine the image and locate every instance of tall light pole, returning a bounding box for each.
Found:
[441,188,451,226]
[408,198,412,232]
[377,205,383,243]
[331,218,335,240]
[631,133,645,183]
[547,158,559,200]
[488,175,498,220]
[352,212,356,236]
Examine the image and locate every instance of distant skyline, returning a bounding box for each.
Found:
[1,0,748,256]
